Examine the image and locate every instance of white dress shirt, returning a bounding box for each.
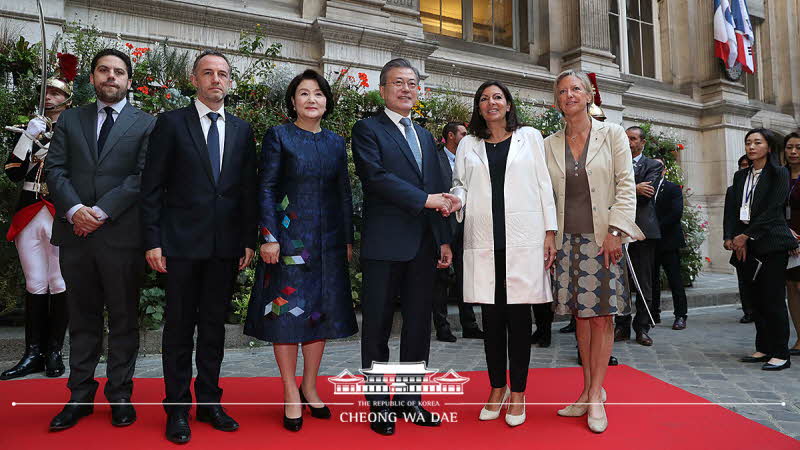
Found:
[445,147,456,170]
[66,98,128,223]
[383,107,422,156]
[632,153,643,166]
[195,99,226,172]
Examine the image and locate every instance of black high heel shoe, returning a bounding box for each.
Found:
[299,388,331,419]
[283,404,303,432]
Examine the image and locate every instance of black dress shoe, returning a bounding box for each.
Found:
[559,317,576,334]
[368,407,395,435]
[462,327,484,339]
[613,327,629,342]
[283,406,303,432]
[0,345,45,380]
[44,351,66,378]
[392,401,441,427]
[49,402,93,431]
[740,355,771,363]
[635,331,653,346]
[299,388,331,419]
[790,349,800,357]
[672,317,687,330]
[608,356,619,366]
[436,330,457,343]
[110,399,137,427]
[196,405,239,431]
[740,314,754,324]
[762,360,791,371]
[166,412,191,444]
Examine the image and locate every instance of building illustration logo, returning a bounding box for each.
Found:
[328,362,469,395]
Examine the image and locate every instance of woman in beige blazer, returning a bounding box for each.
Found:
[544,70,643,433]
[448,80,557,427]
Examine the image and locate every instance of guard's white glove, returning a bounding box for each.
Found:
[25,117,47,138]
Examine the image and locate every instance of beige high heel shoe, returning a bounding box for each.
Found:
[587,402,608,433]
[505,395,526,427]
[479,387,510,421]
[556,387,607,417]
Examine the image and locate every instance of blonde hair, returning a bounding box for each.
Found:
[553,69,593,114]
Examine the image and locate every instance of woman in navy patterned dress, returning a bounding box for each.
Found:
[244,70,357,431]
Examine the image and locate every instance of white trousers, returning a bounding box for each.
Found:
[14,206,65,295]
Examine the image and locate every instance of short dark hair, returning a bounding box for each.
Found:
[379,58,420,86]
[91,49,132,78]
[467,80,522,140]
[442,122,464,142]
[284,69,335,120]
[192,50,231,74]
[626,126,645,139]
[737,154,751,168]
[745,128,784,169]
[784,131,800,148]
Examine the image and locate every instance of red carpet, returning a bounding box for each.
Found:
[0,366,795,449]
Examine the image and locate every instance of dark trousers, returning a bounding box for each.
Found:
[433,232,478,333]
[735,266,754,315]
[360,234,437,407]
[617,239,656,334]
[741,252,790,360]
[653,247,688,318]
[60,242,142,402]
[162,257,238,414]
[481,250,532,393]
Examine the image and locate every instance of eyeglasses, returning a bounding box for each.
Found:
[384,79,419,90]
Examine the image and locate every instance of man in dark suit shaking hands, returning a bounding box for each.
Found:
[141,51,257,444]
[352,58,452,436]
[46,49,156,431]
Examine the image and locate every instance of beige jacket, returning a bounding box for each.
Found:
[451,127,557,305]
[544,118,644,249]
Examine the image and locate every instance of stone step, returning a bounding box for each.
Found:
[0,273,740,363]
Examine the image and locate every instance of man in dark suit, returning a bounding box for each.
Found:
[433,122,483,342]
[46,49,156,431]
[651,159,689,330]
[352,58,452,436]
[615,126,661,346]
[141,50,257,444]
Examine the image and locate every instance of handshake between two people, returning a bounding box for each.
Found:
[425,193,462,217]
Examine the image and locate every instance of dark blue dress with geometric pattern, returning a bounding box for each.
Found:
[244,123,358,343]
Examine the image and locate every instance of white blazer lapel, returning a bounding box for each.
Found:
[585,118,609,166]
[549,130,566,175]
[505,130,524,168]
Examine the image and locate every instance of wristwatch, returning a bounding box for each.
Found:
[609,228,622,237]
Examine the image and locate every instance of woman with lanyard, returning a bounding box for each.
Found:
[724,128,796,371]
[782,131,800,356]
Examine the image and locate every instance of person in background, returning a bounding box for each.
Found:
[434,121,483,342]
[725,155,755,324]
[782,131,800,356]
[651,158,689,330]
[724,128,796,371]
[244,70,358,432]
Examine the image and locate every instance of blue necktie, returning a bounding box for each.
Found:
[207,112,221,183]
[399,117,422,172]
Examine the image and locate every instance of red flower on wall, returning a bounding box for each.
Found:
[358,72,369,88]
[677,144,685,150]
[137,86,150,95]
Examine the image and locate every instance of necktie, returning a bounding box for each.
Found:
[97,106,115,156]
[399,117,422,172]
[207,112,221,183]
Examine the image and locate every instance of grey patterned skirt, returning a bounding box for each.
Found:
[553,233,632,318]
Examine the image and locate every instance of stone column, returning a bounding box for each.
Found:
[559,0,619,77]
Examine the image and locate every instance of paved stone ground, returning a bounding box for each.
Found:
[7,303,799,440]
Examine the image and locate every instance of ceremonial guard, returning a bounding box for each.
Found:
[1,53,78,380]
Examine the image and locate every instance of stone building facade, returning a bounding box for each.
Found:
[2,0,800,272]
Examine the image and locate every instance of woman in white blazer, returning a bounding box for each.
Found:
[544,70,643,433]
[447,80,558,427]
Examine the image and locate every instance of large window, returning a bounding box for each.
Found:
[421,0,528,51]
[609,0,659,79]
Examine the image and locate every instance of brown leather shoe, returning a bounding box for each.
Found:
[672,317,687,330]
[613,328,629,342]
[635,331,653,346]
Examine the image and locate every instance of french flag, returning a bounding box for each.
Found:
[730,0,756,73]
[713,0,738,69]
